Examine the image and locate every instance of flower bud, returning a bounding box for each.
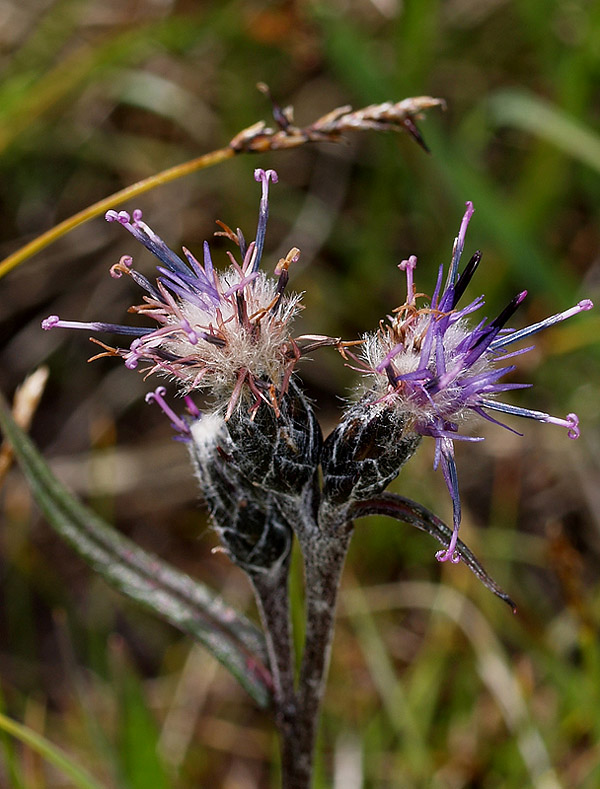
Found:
[189,412,292,574]
[320,396,421,516]
[225,380,322,498]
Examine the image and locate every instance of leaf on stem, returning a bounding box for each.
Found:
[349,493,516,611]
[0,391,272,707]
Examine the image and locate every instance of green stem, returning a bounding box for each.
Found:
[280,525,353,789]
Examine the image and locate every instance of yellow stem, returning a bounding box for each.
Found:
[0,145,235,280]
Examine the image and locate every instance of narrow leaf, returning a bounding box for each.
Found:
[114,650,170,789]
[488,89,600,175]
[0,711,103,789]
[0,393,271,707]
[350,493,516,611]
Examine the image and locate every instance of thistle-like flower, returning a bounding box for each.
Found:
[339,202,592,562]
[41,168,325,566]
[42,169,303,421]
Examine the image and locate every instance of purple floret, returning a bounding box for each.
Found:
[368,201,593,563]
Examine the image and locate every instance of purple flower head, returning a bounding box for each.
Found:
[42,169,303,421]
[356,202,593,564]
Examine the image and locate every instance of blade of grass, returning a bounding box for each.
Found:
[0,711,103,789]
[3,0,87,85]
[112,642,170,789]
[0,688,26,789]
[315,12,579,303]
[343,582,562,789]
[0,392,271,707]
[488,89,600,175]
[342,574,429,777]
[423,121,578,301]
[0,11,228,150]
[53,610,125,787]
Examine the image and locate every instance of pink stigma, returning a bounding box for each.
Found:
[254,168,278,186]
[566,413,580,440]
[42,315,60,330]
[436,547,461,564]
[398,255,417,304]
[145,386,190,435]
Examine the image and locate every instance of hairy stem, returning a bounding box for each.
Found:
[283,524,353,788]
[250,559,296,736]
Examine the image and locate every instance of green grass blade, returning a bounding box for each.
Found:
[0,689,26,789]
[113,650,170,789]
[0,711,103,789]
[422,122,577,302]
[0,12,223,151]
[0,392,271,708]
[488,89,600,175]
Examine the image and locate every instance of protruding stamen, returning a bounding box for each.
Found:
[181,246,220,305]
[430,290,527,395]
[478,399,581,439]
[398,255,417,304]
[490,291,528,331]
[251,168,278,273]
[179,318,198,345]
[446,201,474,289]
[430,264,445,311]
[240,241,257,275]
[490,298,594,350]
[223,270,259,297]
[41,315,152,336]
[545,412,580,439]
[458,291,527,370]
[200,332,226,347]
[275,268,289,296]
[225,368,247,420]
[203,241,218,293]
[106,208,189,276]
[41,315,61,330]
[274,247,300,276]
[385,363,398,387]
[105,209,130,225]
[375,343,405,373]
[273,247,299,302]
[124,338,143,369]
[255,167,278,195]
[145,386,190,435]
[237,228,247,259]
[184,395,201,419]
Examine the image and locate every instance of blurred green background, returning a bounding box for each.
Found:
[1,0,600,786]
